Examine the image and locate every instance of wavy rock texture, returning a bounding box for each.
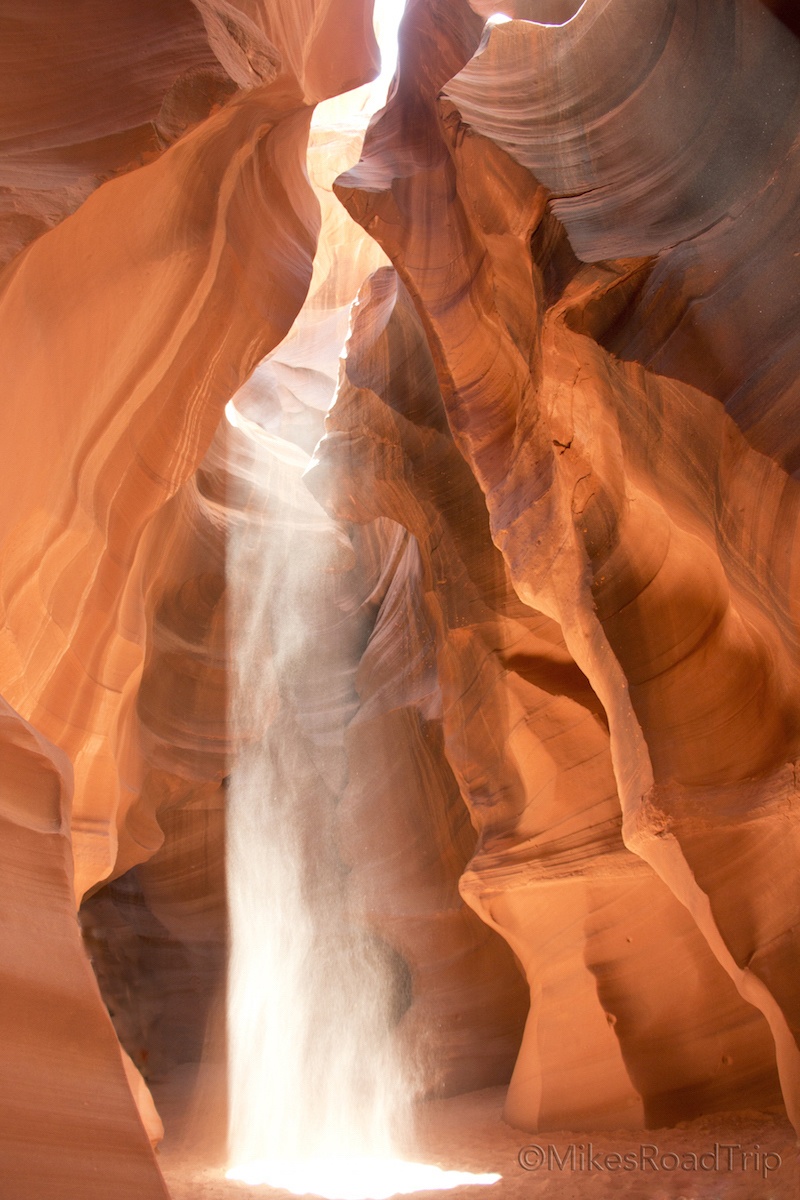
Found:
[310,266,784,1130]
[450,0,800,472]
[0,0,382,904]
[81,261,526,1155]
[3,0,799,1184]
[234,111,389,452]
[0,0,380,1190]
[220,100,529,1101]
[211,405,527,1101]
[82,104,386,1103]
[0,87,318,903]
[0,699,170,1198]
[337,519,531,1098]
[81,456,230,1098]
[227,75,531,1099]
[334,0,800,1132]
[0,0,379,267]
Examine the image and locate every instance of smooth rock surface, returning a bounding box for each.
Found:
[335,0,800,1132]
[310,265,785,1131]
[0,699,170,1199]
[2,0,799,1188]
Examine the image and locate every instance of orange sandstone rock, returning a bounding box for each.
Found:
[0,699,170,1198]
[2,0,799,1179]
[335,0,800,1131]
[0,83,320,900]
[310,265,784,1130]
[0,0,379,1183]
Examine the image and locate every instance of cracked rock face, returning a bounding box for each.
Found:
[1,0,798,1191]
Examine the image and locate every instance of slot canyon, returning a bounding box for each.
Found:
[1,1,799,1198]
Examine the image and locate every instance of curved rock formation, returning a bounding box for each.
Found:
[0,0,379,267]
[310,264,785,1129]
[334,0,800,1132]
[2,0,799,1187]
[338,520,531,1100]
[0,86,319,904]
[448,0,800,471]
[0,0,383,904]
[224,392,529,1102]
[0,699,170,1197]
[0,1,378,1190]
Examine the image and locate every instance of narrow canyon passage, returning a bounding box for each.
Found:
[0,2,799,1199]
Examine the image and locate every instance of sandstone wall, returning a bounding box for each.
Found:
[1,1,798,1189]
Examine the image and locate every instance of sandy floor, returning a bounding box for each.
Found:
[152,1067,799,1200]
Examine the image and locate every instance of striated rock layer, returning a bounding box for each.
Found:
[332,0,800,1133]
[0,0,379,1191]
[0,0,379,267]
[310,264,785,1131]
[0,700,170,1198]
[449,0,800,474]
[1,0,799,1186]
[0,0,380,900]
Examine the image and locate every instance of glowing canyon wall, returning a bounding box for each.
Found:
[1,0,798,1194]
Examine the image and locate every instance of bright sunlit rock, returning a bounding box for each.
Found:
[225,1156,501,1199]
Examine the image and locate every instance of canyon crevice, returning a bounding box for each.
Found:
[1,1,798,1197]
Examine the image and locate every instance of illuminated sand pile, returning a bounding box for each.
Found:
[227,1157,500,1198]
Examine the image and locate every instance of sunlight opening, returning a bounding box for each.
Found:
[310,0,407,131]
